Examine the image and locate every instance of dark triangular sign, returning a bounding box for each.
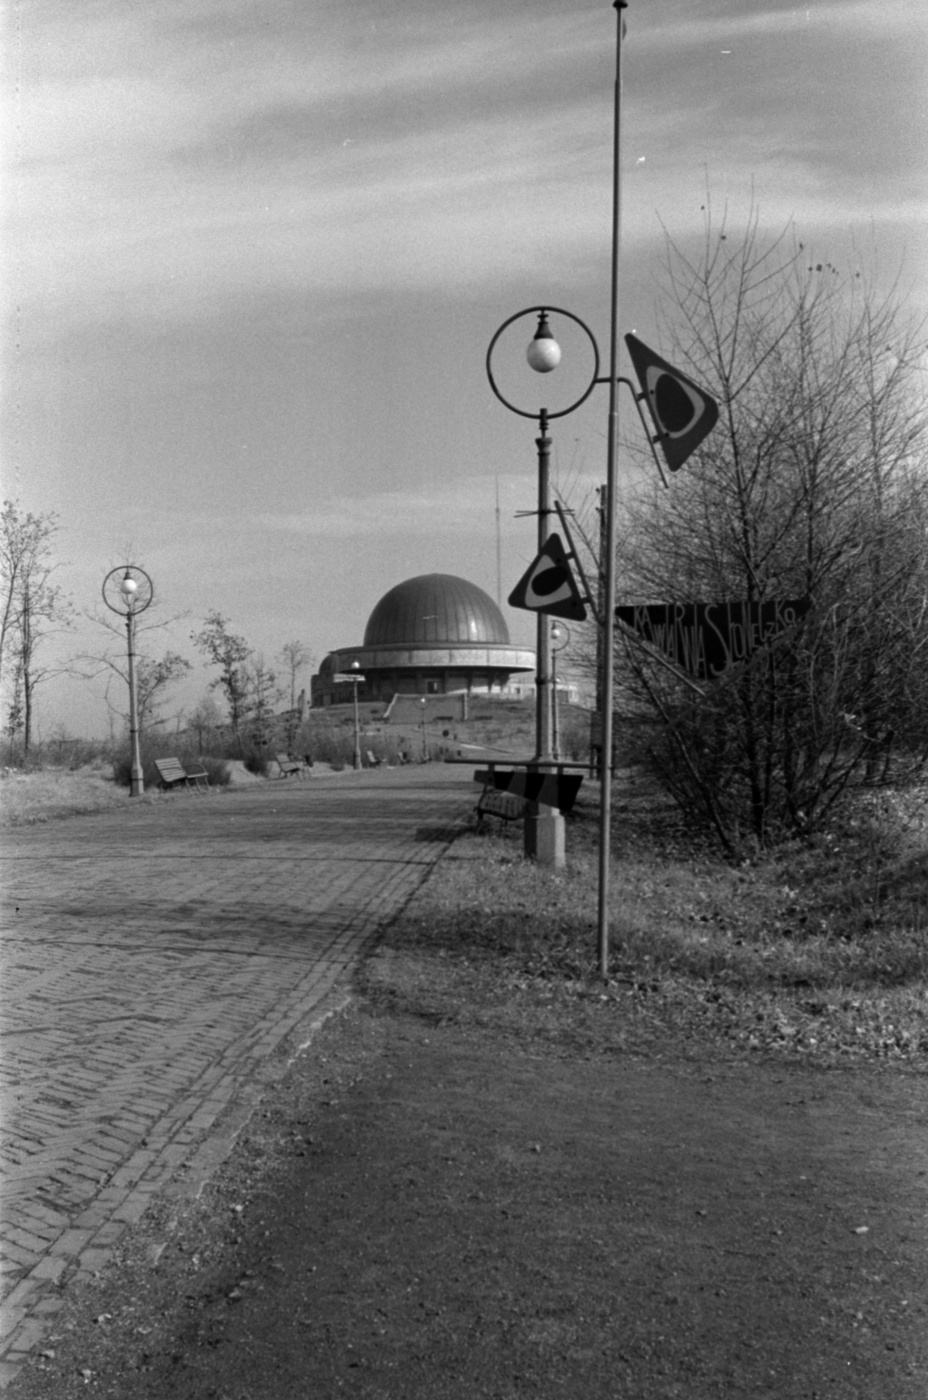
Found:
[625,334,719,472]
[509,533,587,621]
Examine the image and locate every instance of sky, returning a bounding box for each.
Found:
[3,0,927,739]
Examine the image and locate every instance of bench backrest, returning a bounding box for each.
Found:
[154,758,186,780]
[479,789,526,820]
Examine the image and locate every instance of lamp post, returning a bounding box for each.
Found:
[486,306,600,870]
[103,565,154,796]
[551,623,571,762]
[350,660,362,771]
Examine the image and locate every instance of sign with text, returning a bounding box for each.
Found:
[333,673,365,683]
[615,598,811,680]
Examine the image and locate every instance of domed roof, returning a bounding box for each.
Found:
[363,574,511,648]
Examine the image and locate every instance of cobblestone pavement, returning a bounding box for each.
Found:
[0,765,474,1378]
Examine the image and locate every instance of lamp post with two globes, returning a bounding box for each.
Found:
[103,566,154,796]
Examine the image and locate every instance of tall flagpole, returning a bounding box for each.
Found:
[598,0,626,978]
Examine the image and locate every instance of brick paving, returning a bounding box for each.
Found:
[0,765,474,1378]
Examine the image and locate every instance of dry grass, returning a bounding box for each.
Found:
[365,774,928,1066]
[0,764,138,826]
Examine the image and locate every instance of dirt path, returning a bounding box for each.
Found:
[10,1000,927,1399]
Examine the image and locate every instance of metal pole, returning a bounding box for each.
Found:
[352,680,362,770]
[597,0,626,978]
[535,408,553,764]
[126,607,144,796]
[524,407,565,866]
[552,638,560,762]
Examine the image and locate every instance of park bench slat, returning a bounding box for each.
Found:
[475,785,526,829]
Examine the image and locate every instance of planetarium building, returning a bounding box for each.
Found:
[311,573,535,706]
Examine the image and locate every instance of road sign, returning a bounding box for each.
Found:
[508,533,587,621]
[616,597,811,680]
[625,334,719,473]
[333,673,365,683]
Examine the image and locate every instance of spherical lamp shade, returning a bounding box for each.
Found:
[526,312,561,373]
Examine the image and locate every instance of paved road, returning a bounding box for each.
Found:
[0,765,475,1376]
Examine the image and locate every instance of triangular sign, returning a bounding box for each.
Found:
[625,334,719,473]
[508,534,587,621]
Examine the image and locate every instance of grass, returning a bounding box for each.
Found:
[363,771,928,1067]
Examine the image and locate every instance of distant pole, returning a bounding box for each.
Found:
[350,660,362,770]
[551,623,571,762]
[419,697,429,761]
[597,1,627,978]
[495,476,503,608]
[125,606,143,796]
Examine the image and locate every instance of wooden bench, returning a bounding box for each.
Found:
[154,757,210,792]
[275,752,303,778]
[366,750,383,768]
[475,785,527,830]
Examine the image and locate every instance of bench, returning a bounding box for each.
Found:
[275,752,303,778]
[154,757,210,792]
[366,750,383,768]
[475,785,527,830]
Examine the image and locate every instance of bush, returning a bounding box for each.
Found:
[3,736,116,772]
[112,742,230,790]
[241,745,272,777]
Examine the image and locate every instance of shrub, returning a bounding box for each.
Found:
[241,745,272,777]
[112,742,231,790]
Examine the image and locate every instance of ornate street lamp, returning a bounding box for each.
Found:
[103,565,153,796]
[486,306,600,869]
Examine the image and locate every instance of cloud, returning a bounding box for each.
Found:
[5,0,925,329]
[256,473,542,540]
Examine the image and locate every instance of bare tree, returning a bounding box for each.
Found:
[244,655,283,751]
[95,651,192,738]
[0,501,74,755]
[279,639,313,750]
[77,592,192,743]
[189,693,223,752]
[615,209,928,846]
[192,613,252,753]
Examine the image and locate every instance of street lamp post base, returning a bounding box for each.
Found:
[130,765,144,797]
[524,806,565,869]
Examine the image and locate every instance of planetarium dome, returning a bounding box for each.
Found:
[364,574,510,648]
[311,573,534,706]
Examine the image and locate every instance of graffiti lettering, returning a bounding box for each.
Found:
[615,598,811,680]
